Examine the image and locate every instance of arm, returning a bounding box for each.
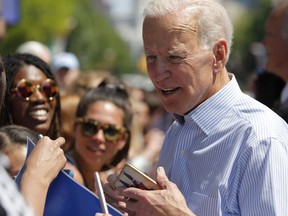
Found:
[237,138,288,215]
[103,166,196,216]
[20,136,66,216]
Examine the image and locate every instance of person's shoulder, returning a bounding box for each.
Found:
[234,94,288,137]
[237,93,281,119]
[64,162,84,185]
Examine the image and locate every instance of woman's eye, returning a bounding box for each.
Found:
[145,55,156,63]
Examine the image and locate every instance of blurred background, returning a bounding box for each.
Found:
[0,0,285,91]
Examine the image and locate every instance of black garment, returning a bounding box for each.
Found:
[254,71,285,108]
[275,98,288,124]
[0,205,6,216]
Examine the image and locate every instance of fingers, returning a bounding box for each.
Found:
[120,187,143,201]
[103,174,127,209]
[107,173,117,188]
[38,136,65,147]
[54,136,66,147]
[103,182,125,202]
[156,167,168,189]
[33,136,66,168]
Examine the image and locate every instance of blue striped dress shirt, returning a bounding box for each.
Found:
[158,74,288,215]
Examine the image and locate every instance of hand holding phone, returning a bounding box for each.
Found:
[114,163,160,190]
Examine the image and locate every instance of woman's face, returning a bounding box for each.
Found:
[74,100,127,169]
[8,65,57,134]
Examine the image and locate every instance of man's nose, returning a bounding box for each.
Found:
[154,58,170,81]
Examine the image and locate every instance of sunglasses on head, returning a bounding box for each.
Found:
[11,79,59,101]
[76,118,127,142]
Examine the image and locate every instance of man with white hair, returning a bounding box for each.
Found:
[103,0,288,215]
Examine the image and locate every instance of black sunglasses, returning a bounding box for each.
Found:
[76,118,126,142]
[11,79,59,101]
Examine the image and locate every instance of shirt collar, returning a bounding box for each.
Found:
[174,74,242,135]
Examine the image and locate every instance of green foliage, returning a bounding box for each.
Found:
[0,0,136,76]
[232,0,272,76]
[66,0,136,76]
[0,0,75,54]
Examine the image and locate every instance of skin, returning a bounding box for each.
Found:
[55,67,80,91]
[72,100,128,192]
[143,13,229,116]
[21,136,66,216]
[2,144,27,178]
[262,4,288,81]
[8,65,57,135]
[103,12,230,216]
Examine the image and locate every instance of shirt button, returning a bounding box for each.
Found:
[180,150,184,156]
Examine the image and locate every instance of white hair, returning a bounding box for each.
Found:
[143,0,233,59]
[16,41,52,64]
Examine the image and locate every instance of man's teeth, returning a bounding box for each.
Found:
[30,109,48,116]
[162,88,175,94]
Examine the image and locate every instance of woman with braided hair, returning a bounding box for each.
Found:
[1,53,62,139]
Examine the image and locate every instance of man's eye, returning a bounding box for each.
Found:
[146,55,156,63]
[168,55,183,63]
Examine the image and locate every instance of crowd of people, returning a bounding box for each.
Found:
[0,0,288,215]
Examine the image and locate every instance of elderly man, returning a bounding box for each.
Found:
[103,0,288,215]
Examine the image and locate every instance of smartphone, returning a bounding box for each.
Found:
[114,163,160,190]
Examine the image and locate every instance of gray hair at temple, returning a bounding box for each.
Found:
[143,0,234,61]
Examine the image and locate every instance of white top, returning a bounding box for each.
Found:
[0,154,34,216]
[158,74,288,215]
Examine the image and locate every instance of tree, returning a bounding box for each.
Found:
[0,0,136,76]
[0,0,75,54]
[230,0,272,87]
[66,0,136,76]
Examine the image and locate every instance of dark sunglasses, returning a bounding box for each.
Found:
[76,118,127,142]
[11,79,59,101]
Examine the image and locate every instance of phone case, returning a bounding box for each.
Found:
[114,163,160,190]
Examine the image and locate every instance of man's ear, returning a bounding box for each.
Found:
[213,39,228,73]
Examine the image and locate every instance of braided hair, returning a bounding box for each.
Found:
[0,53,62,139]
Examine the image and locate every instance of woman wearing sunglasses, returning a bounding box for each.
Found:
[0,53,84,185]
[66,80,133,192]
[0,58,67,216]
[1,53,62,139]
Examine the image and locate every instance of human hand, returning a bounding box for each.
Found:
[23,136,66,186]
[103,173,126,208]
[116,167,195,216]
[20,136,67,216]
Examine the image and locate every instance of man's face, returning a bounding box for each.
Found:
[263,8,288,80]
[142,13,215,116]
